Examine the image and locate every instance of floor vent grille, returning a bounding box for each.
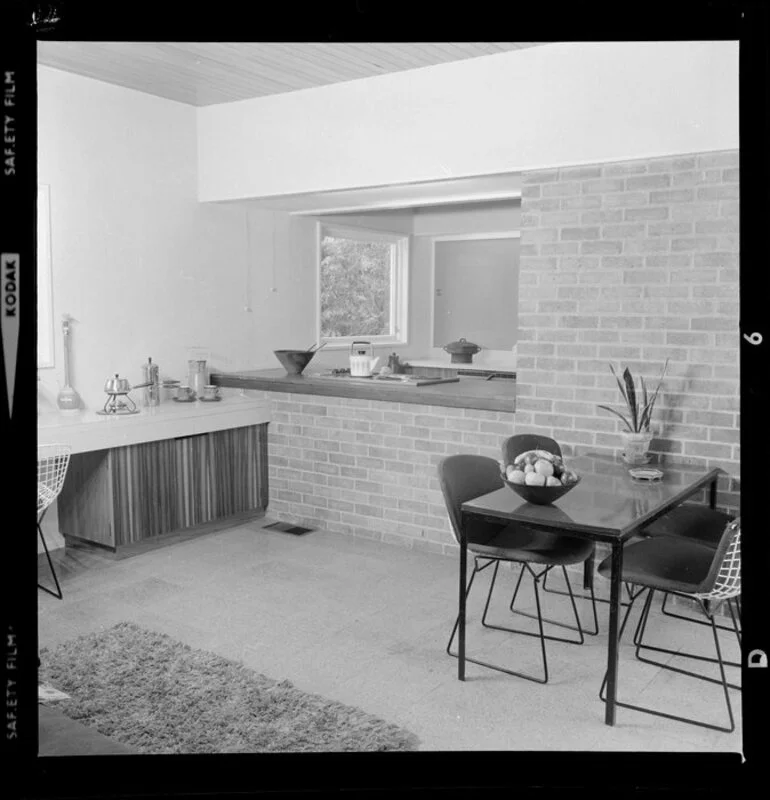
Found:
[262,522,316,536]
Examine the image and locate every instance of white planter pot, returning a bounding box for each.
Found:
[621,431,654,465]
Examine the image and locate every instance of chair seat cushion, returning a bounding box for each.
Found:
[468,523,594,566]
[598,537,716,595]
[642,505,733,547]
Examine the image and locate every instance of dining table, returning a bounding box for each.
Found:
[458,452,724,726]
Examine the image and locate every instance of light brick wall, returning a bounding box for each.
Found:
[517,150,740,513]
[254,391,516,556]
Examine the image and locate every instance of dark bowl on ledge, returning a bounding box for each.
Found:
[274,349,316,376]
[501,474,581,505]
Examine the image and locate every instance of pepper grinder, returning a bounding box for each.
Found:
[388,352,402,374]
[142,356,160,406]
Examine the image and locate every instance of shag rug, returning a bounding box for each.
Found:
[40,622,419,753]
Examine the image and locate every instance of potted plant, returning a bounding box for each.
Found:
[598,360,669,465]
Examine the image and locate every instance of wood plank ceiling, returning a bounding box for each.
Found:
[36,42,551,106]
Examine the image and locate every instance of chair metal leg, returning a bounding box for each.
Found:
[508,563,600,636]
[485,563,587,646]
[660,591,741,635]
[600,587,739,732]
[541,565,634,625]
[633,592,741,689]
[447,557,582,683]
[37,523,63,600]
[446,558,496,657]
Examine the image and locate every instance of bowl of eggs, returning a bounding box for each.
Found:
[500,449,581,505]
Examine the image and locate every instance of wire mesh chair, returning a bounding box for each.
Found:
[439,453,597,684]
[598,517,741,732]
[641,504,740,633]
[38,444,72,599]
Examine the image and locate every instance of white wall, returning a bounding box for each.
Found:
[36,67,316,415]
[197,41,739,202]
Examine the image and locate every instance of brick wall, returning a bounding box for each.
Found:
[251,391,516,556]
[516,150,740,512]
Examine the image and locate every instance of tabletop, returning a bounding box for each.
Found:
[461,452,723,542]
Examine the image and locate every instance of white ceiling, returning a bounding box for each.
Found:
[36,41,552,106]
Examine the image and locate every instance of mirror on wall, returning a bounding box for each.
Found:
[431,234,519,351]
[38,184,55,368]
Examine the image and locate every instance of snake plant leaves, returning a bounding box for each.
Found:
[599,359,670,434]
[623,367,638,432]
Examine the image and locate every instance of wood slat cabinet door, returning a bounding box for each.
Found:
[110,437,184,547]
[59,423,269,551]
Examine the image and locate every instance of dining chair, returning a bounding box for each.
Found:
[596,517,741,732]
[641,504,740,632]
[38,443,72,599]
[502,434,614,631]
[438,453,597,683]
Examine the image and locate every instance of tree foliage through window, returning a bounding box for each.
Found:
[320,235,392,338]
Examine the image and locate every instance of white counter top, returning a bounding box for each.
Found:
[38,393,271,454]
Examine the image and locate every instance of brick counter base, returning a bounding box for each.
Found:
[249,390,515,556]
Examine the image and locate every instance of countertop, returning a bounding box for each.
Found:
[405,358,516,374]
[212,369,517,413]
[38,394,272,454]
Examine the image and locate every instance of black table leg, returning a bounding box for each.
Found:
[709,478,718,510]
[583,551,594,591]
[604,540,624,725]
[458,512,467,681]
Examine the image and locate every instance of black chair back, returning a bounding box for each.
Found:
[502,434,562,466]
[437,455,503,545]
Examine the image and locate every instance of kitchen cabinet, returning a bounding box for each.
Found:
[58,424,269,551]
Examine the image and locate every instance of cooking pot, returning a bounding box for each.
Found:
[104,373,152,394]
[443,338,482,364]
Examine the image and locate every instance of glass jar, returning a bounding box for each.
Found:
[187,359,208,399]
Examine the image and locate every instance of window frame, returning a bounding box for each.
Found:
[315,222,410,349]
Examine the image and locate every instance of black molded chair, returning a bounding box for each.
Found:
[438,453,597,684]
[502,434,628,628]
[597,517,741,732]
[641,504,739,632]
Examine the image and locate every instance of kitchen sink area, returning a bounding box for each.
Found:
[313,372,460,387]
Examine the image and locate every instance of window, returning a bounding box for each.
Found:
[317,223,409,346]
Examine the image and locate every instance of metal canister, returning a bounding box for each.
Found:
[142,357,160,406]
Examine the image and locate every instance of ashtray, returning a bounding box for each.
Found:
[199,396,222,402]
[628,467,664,481]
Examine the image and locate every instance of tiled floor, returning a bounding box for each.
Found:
[38,521,743,753]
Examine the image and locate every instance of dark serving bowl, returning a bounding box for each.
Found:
[501,474,581,505]
[274,349,316,375]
